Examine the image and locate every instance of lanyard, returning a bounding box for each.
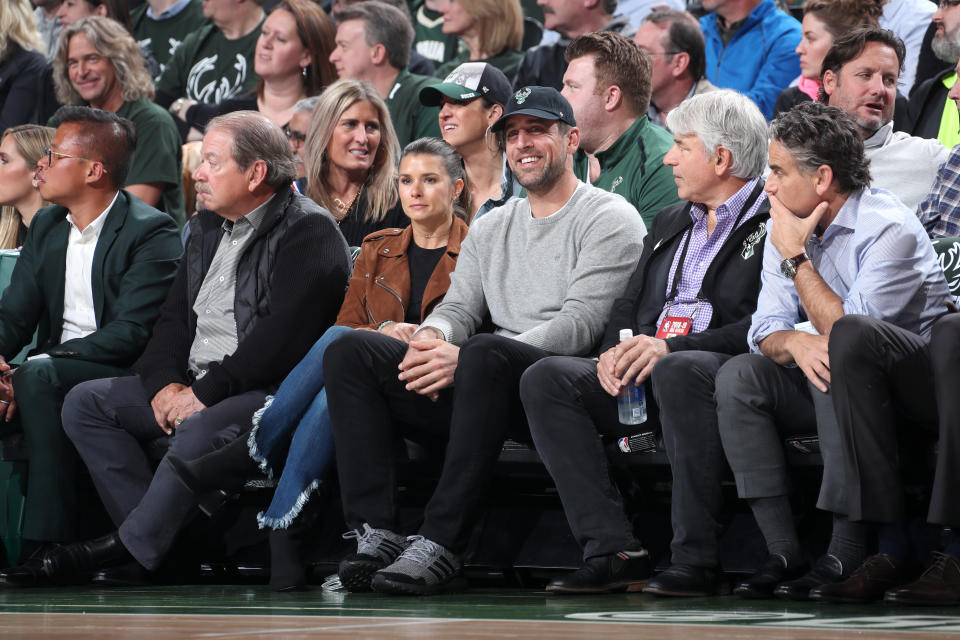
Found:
[666,180,765,303]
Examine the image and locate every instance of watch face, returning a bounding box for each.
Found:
[780,257,797,279]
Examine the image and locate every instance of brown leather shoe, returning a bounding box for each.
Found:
[884,552,960,605]
[811,553,920,604]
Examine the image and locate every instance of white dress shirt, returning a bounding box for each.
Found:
[60,193,118,343]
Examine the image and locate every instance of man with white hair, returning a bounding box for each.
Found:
[522,90,773,594]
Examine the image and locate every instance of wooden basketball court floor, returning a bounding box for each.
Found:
[3,584,960,639]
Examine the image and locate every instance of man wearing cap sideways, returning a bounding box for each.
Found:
[324,86,646,596]
[419,62,521,221]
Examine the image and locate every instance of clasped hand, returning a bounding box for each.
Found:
[151,382,206,434]
[398,336,459,402]
[788,332,830,392]
[596,334,669,397]
[0,356,15,422]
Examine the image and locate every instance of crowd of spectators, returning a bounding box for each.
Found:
[2,0,960,611]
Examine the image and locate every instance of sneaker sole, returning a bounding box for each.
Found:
[546,580,647,595]
[338,559,385,593]
[370,572,467,596]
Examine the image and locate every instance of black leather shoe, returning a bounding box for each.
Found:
[166,431,261,516]
[643,563,727,597]
[734,554,808,600]
[0,546,54,587]
[884,552,960,605]
[41,532,133,584]
[774,553,845,601]
[546,550,651,594]
[92,561,157,587]
[812,554,920,604]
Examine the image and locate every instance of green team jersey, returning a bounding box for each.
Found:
[435,48,524,82]
[573,116,679,229]
[156,20,263,103]
[117,99,186,227]
[131,0,207,78]
[386,69,441,149]
[409,0,460,65]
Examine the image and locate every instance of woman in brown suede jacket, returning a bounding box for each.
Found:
[165,138,472,591]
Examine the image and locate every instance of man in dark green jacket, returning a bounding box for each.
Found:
[0,106,182,586]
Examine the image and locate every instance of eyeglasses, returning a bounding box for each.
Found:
[43,148,106,172]
[282,125,307,143]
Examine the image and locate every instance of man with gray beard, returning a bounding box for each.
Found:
[907,0,960,145]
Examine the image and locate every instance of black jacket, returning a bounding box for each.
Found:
[137,185,351,405]
[907,67,952,141]
[512,15,633,91]
[599,193,770,355]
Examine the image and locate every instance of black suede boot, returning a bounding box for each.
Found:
[166,430,262,515]
[268,490,327,591]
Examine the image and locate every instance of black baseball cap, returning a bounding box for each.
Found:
[419,62,512,107]
[490,86,577,133]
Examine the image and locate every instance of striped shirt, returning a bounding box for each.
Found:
[188,198,270,378]
[656,177,766,334]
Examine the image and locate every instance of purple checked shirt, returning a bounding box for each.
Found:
[656,177,767,333]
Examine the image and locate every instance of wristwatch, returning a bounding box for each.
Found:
[780,251,810,279]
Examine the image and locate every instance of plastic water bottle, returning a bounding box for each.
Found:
[617,328,647,425]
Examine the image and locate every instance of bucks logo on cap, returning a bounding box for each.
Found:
[515,87,531,104]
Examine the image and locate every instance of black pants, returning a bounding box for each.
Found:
[653,350,733,568]
[828,314,956,524]
[324,332,551,553]
[520,356,644,561]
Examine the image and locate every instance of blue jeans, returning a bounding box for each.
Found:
[250,325,354,528]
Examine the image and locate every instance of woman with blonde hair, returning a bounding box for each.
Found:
[0,125,55,249]
[433,0,524,80]
[303,78,406,246]
[0,0,51,131]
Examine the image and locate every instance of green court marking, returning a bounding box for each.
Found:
[1,587,959,634]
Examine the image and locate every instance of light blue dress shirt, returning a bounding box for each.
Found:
[748,187,950,352]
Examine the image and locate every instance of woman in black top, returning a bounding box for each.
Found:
[302,78,408,246]
[0,0,51,132]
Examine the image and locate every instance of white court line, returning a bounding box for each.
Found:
[196,617,469,637]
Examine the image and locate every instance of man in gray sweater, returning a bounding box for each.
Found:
[323,86,646,596]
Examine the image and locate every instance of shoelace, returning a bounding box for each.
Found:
[341,523,381,549]
[400,535,444,566]
[922,552,952,578]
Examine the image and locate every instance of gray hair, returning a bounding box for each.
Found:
[206,111,297,189]
[293,95,321,115]
[665,90,768,179]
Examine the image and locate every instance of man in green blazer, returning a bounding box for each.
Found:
[0,106,182,586]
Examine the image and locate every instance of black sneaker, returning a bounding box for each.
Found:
[546,550,651,594]
[338,524,409,592]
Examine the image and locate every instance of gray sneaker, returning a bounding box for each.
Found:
[371,535,467,595]
[338,524,409,592]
